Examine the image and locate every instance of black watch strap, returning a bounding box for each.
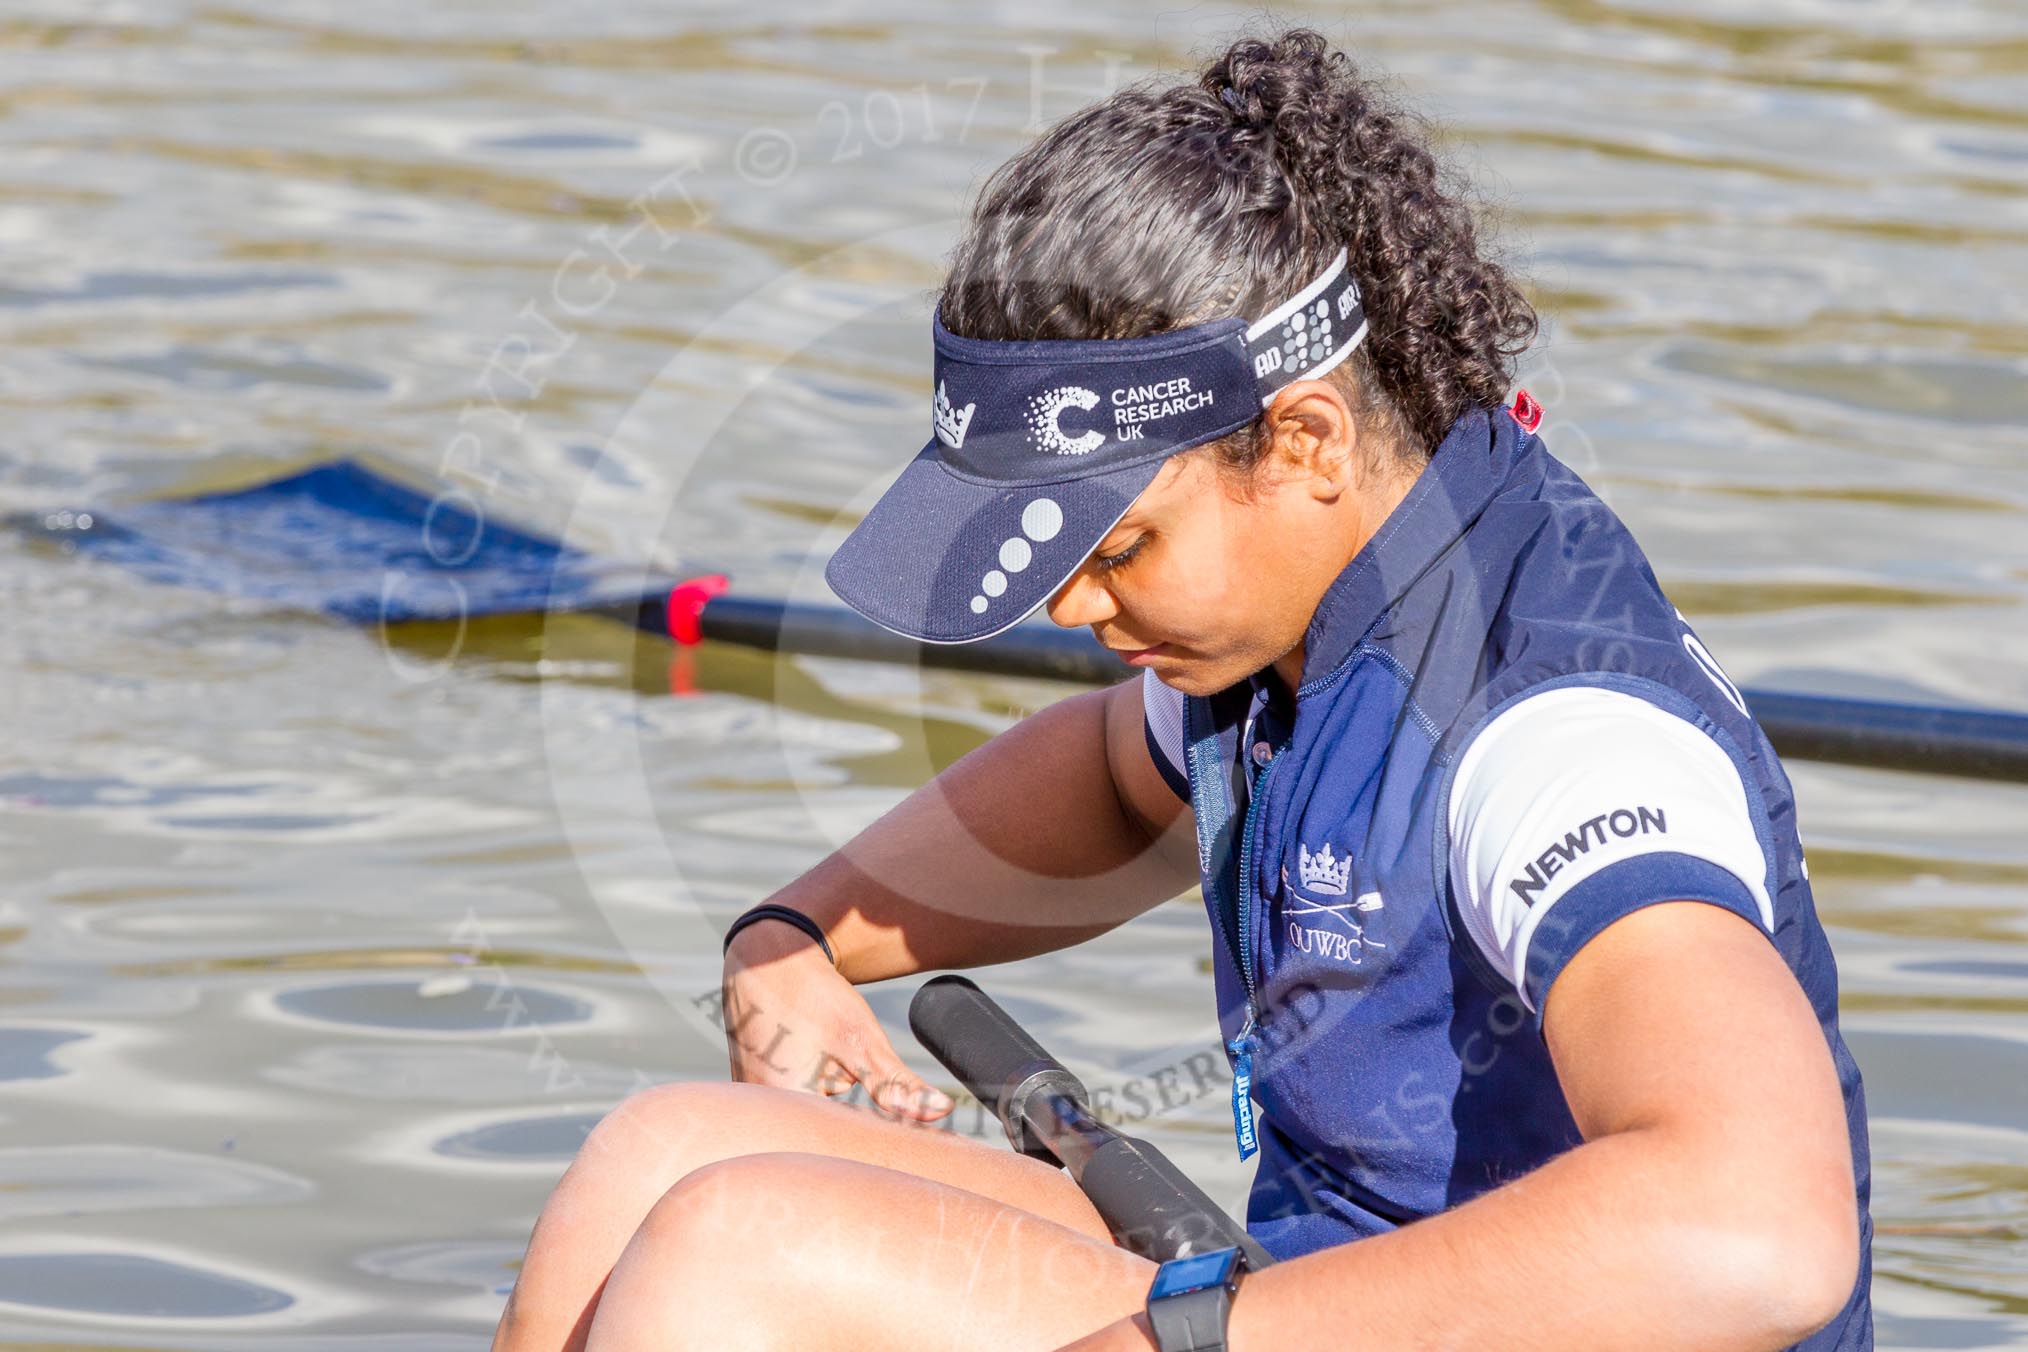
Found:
[1146,1248,1247,1352]
[1146,1284,1234,1352]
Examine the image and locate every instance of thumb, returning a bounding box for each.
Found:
[863,1052,955,1121]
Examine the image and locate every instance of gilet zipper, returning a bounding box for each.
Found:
[1226,739,1281,1160]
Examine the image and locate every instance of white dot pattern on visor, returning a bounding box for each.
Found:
[970,496,1065,615]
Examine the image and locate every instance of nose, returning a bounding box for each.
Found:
[1046,566,1118,630]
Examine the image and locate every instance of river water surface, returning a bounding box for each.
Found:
[1,1,2026,1347]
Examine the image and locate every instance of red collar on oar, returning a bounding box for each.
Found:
[664,574,730,646]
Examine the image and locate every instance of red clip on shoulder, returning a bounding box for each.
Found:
[665,574,730,645]
[1509,388,1543,434]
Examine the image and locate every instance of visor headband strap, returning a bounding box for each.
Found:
[1244,247,1365,407]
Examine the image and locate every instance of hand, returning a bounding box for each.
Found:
[721,918,955,1121]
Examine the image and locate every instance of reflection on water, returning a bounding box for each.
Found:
[0,1252,294,1319]
[433,1112,599,1163]
[1,1,2025,1347]
[0,1145,315,1222]
[0,1028,89,1081]
[271,978,598,1033]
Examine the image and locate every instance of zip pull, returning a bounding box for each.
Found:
[1228,1016,1260,1160]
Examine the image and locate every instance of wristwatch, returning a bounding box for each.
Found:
[1145,1245,1248,1351]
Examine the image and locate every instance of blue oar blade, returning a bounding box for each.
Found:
[22,459,658,623]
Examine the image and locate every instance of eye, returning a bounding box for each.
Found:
[1093,535,1146,573]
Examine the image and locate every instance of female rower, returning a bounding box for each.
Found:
[494,27,1870,1352]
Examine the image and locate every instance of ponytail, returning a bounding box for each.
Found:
[942,26,1537,463]
[1205,29,1536,458]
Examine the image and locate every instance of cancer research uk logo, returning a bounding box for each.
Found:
[1025,385,1106,455]
[1024,376,1219,455]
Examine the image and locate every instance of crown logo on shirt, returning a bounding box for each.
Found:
[933,380,975,450]
[1298,841,1351,896]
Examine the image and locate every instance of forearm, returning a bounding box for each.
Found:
[764,687,1195,983]
[1223,1123,1849,1352]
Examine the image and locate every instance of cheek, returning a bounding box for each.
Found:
[1133,522,1263,644]
[1191,503,1318,646]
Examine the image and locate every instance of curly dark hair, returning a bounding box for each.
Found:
[940,27,1537,467]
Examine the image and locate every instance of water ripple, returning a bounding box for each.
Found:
[0,1145,313,1221]
[1,1,2025,1344]
[0,1251,294,1319]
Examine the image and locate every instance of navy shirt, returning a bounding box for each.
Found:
[1143,405,1872,1348]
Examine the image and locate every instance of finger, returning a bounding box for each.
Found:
[804,1051,860,1099]
[889,1077,957,1121]
[861,1055,955,1121]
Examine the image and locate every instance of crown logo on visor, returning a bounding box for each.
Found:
[1298,842,1351,896]
[933,380,975,450]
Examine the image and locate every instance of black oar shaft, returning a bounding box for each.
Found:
[1740,689,2028,783]
[644,587,2028,783]
[909,975,1271,1268]
[710,594,1120,684]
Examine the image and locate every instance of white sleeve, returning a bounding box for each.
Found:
[1446,686,1773,1014]
[1140,669,1189,800]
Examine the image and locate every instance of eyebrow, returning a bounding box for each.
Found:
[1097,511,1146,548]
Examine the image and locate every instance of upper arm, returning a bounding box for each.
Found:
[1445,686,1773,1020]
[1102,673,1195,866]
[1450,687,1858,1312]
[1540,901,1859,1310]
[1541,902,1845,1148]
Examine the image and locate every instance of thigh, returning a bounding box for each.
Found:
[565,1080,1111,1242]
[589,1150,1156,1352]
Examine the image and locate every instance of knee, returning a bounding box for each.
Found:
[521,1084,743,1280]
[629,1153,848,1279]
[581,1159,805,1351]
[600,1154,828,1334]
[578,1081,731,1169]
[632,1152,790,1252]
[554,1080,762,1209]
[536,1081,821,1255]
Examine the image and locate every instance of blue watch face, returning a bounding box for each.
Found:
[1149,1247,1240,1300]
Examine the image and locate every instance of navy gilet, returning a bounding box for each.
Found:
[1166,405,1872,1349]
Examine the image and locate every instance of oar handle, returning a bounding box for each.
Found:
[909,972,1086,1160]
[909,974,1272,1267]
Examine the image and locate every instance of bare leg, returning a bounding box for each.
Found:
[583,1151,1154,1351]
[492,1082,1116,1352]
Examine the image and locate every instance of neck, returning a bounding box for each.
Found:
[1273,459,1421,695]
[1271,647,1306,696]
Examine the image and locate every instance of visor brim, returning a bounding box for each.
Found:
[825,438,1162,645]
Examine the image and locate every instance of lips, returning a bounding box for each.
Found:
[1106,642,1168,665]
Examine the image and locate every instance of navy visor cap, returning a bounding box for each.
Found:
[826,249,1365,644]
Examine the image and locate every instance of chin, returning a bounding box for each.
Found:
[1141,659,1234,698]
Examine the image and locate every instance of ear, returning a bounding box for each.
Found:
[1264,379,1360,501]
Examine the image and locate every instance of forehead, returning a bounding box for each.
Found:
[1117,450,1221,527]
